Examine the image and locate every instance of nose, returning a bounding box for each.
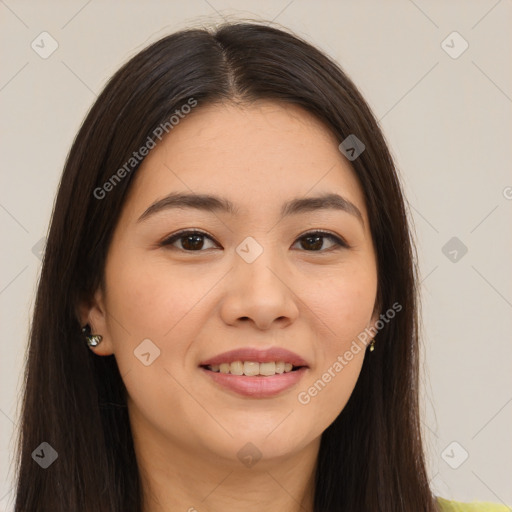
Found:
[219,245,300,331]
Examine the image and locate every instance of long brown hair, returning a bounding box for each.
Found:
[14,21,439,511]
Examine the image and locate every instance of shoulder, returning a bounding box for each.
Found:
[437,496,511,511]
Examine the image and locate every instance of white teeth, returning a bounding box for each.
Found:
[259,362,276,376]
[243,361,259,376]
[230,361,244,375]
[206,360,299,376]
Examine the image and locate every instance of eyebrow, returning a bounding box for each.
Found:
[137,191,364,226]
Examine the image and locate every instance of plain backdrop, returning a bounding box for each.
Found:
[1,0,511,509]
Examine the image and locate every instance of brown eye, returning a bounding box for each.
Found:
[293,231,348,252]
[160,230,219,251]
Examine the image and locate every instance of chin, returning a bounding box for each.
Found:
[211,427,312,464]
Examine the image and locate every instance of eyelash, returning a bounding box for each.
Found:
[159,229,349,253]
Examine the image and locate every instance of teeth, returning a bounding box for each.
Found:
[243,361,259,376]
[230,361,244,375]
[259,362,275,376]
[206,360,299,376]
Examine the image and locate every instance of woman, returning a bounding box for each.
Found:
[13,21,509,512]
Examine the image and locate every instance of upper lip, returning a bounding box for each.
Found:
[199,347,309,367]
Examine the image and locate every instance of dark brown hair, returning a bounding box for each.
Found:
[14,21,439,511]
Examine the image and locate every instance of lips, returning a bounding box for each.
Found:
[201,366,308,398]
[198,347,310,398]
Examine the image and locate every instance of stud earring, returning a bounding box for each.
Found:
[81,324,103,347]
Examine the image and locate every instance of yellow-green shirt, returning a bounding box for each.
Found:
[437,496,511,511]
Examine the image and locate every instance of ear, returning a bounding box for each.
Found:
[78,286,115,356]
[368,298,382,344]
[370,311,380,329]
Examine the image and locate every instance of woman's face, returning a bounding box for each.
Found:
[85,101,378,466]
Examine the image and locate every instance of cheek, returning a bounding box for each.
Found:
[106,254,211,340]
[296,350,364,440]
[102,257,207,424]
[303,261,377,349]
[292,261,376,428]
[103,253,225,401]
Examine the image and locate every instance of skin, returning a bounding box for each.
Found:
[82,101,379,512]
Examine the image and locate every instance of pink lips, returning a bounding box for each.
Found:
[199,347,309,398]
[201,367,308,398]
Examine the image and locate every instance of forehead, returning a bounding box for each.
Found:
[125,100,368,223]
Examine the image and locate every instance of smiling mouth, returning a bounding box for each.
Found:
[200,361,306,377]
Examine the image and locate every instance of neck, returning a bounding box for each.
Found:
[132,419,319,512]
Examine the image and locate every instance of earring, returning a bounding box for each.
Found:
[81,324,103,347]
[369,339,376,352]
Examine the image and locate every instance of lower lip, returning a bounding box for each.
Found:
[200,367,308,398]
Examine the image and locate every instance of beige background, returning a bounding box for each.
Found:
[1,0,511,509]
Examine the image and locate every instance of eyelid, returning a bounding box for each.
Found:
[159,228,349,251]
[295,229,349,248]
[159,228,219,249]
[162,228,212,239]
